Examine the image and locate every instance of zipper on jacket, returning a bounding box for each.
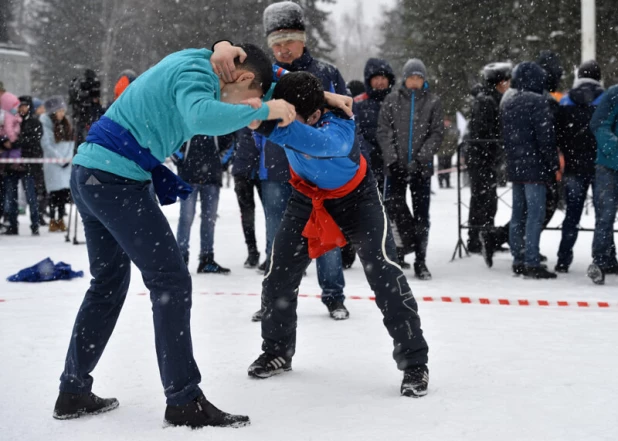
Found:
[407,92,416,164]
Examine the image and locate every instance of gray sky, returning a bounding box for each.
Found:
[320,0,397,25]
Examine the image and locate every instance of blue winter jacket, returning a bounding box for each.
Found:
[590,85,618,171]
[256,49,348,181]
[257,110,359,190]
[502,62,558,183]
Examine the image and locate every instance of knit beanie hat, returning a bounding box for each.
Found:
[32,98,44,111]
[577,60,602,81]
[402,59,427,80]
[263,1,307,47]
[44,96,67,114]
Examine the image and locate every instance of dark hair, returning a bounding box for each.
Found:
[272,71,324,120]
[235,43,273,96]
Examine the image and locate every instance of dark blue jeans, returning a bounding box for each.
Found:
[510,183,546,267]
[557,175,594,267]
[4,174,39,230]
[261,180,345,304]
[60,166,202,406]
[176,183,220,259]
[592,165,618,269]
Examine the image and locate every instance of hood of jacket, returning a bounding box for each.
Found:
[568,78,604,106]
[513,62,546,95]
[363,58,395,101]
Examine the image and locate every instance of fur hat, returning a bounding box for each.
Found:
[44,96,67,114]
[263,1,305,36]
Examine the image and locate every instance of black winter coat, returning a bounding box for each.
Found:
[556,79,604,177]
[258,49,348,181]
[13,96,43,177]
[353,58,395,177]
[466,86,504,170]
[502,62,558,183]
[232,128,259,178]
[176,135,232,185]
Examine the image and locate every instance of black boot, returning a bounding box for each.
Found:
[197,253,231,274]
[53,392,119,420]
[523,266,557,279]
[164,394,250,428]
[1,226,18,235]
[414,261,432,280]
[401,365,429,397]
[324,299,350,320]
[587,263,605,285]
[244,249,260,268]
[397,247,411,269]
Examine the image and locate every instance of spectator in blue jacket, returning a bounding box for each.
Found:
[175,134,234,274]
[251,1,349,322]
[555,60,605,273]
[501,62,559,279]
[231,128,263,268]
[587,83,618,285]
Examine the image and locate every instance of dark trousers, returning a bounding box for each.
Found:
[49,188,71,220]
[59,166,202,406]
[510,183,546,267]
[467,167,498,249]
[261,173,428,370]
[4,174,39,230]
[557,175,595,267]
[233,174,262,253]
[386,170,431,262]
[437,155,452,188]
[592,165,618,269]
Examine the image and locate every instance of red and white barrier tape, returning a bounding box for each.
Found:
[142,291,617,310]
[0,290,613,310]
[0,158,71,164]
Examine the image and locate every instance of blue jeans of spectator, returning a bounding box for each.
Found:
[261,180,345,304]
[557,174,594,267]
[510,183,546,267]
[60,166,202,406]
[4,174,39,230]
[176,183,220,260]
[592,165,618,269]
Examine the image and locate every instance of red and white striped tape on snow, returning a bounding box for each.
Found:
[136,291,617,310]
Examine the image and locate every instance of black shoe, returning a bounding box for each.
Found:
[397,247,411,269]
[1,226,18,235]
[523,266,557,279]
[39,216,47,226]
[31,226,40,236]
[479,231,494,268]
[164,394,250,429]
[540,253,548,262]
[467,241,482,254]
[512,264,525,276]
[53,392,119,420]
[414,261,432,280]
[248,353,292,379]
[197,253,231,274]
[257,260,268,274]
[555,263,569,273]
[603,263,618,275]
[587,264,605,285]
[244,250,260,269]
[401,365,429,398]
[341,243,356,269]
[325,300,350,320]
[251,308,264,322]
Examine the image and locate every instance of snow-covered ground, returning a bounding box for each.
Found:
[1,177,617,441]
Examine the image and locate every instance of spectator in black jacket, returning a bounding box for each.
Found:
[175,135,233,274]
[555,60,605,273]
[12,96,43,235]
[502,62,559,279]
[232,128,263,268]
[466,62,511,253]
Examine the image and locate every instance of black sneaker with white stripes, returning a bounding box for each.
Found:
[248,353,292,379]
[400,365,429,398]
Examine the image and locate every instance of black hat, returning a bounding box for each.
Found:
[482,62,512,86]
[578,60,602,81]
[263,1,305,36]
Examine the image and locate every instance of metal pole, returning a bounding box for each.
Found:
[581,0,596,63]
